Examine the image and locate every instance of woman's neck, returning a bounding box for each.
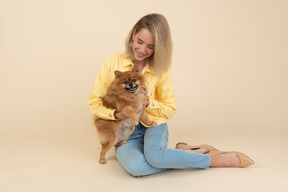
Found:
[133,61,146,73]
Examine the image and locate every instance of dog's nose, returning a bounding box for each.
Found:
[129,83,133,87]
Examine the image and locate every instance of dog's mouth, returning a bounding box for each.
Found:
[125,84,138,93]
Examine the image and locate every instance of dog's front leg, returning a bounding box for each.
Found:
[121,105,138,125]
[140,107,157,126]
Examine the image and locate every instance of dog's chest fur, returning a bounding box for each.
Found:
[103,90,146,145]
[114,97,145,144]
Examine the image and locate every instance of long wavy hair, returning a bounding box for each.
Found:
[125,13,173,76]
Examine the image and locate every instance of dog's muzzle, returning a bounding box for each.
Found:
[125,83,138,93]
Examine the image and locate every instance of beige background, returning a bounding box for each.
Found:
[1,0,288,192]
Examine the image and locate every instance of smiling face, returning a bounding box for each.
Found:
[114,70,144,94]
[132,29,155,64]
[123,78,139,93]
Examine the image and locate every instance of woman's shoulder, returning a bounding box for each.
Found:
[102,53,133,71]
[104,53,129,64]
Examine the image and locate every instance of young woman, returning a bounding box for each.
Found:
[88,13,254,177]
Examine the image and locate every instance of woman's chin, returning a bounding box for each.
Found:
[134,56,146,63]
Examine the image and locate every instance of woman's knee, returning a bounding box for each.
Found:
[145,149,166,168]
[119,157,151,177]
[116,149,151,177]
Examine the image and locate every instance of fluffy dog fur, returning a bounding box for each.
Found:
[94,66,157,164]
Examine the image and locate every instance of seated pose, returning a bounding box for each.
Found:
[88,13,254,177]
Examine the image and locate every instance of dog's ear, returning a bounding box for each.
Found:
[114,70,122,78]
[132,65,140,73]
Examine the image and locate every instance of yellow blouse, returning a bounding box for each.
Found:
[88,53,176,127]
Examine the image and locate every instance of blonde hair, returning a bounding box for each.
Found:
[125,13,173,76]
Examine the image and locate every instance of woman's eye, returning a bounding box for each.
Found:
[124,80,128,84]
[132,78,136,82]
[137,41,142,45]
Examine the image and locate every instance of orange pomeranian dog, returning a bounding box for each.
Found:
[94,66,157,164]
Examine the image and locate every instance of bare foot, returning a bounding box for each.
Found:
[184,148,209,154]
[210,153,240,167]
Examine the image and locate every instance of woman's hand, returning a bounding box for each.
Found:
[114,111,127,120]
[141,85,150,107]
[142,85,148,97]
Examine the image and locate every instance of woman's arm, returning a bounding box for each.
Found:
[146,71,176,119]
[88,59,117,120]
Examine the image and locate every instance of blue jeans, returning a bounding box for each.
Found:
[115,123,211,177]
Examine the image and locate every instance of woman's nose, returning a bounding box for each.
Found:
[139,45,146,53]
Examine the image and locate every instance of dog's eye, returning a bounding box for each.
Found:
[132,78,136,82]
[123,80,128,84]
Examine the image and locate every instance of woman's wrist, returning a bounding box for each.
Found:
[114,111,126,120]
[114,111,120,119]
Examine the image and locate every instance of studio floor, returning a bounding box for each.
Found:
[1,128,287,192]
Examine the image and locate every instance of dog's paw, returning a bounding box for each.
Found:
[115,140,126,147]
[99,159,107,164]
[131,117,139,125]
